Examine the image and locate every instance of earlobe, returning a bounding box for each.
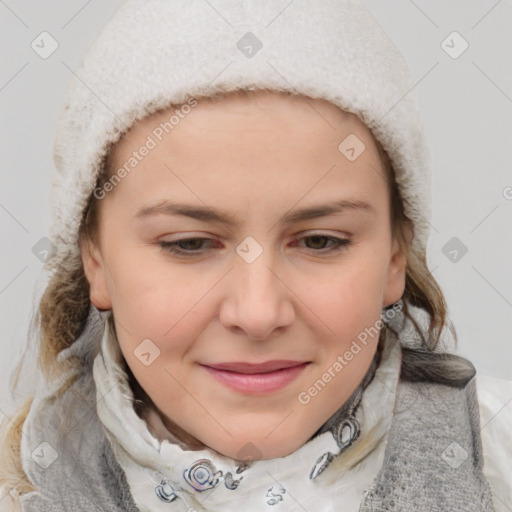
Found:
[80,238,112,310]
[382,237,407,308]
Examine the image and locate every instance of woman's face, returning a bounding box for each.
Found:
[81,90,407,460]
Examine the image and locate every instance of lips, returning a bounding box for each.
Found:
[201,362,310,394]
[202,360,308,374]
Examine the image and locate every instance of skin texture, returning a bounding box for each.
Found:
[81,90,407,461]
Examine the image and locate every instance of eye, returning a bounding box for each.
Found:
[159,237,216,256]
[291,234,352,253]
[158,234,352,258]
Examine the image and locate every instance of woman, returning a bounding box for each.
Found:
[1,1,510,510]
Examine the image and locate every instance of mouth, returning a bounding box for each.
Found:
[201,360,310,374]
[200,361,310,394]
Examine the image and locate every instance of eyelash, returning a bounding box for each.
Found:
[159,234,352,257]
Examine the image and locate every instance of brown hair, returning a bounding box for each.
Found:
[0,89,475,503]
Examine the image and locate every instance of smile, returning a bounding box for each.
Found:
[201,363,310,394]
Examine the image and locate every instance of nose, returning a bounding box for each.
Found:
[219,246,295,340]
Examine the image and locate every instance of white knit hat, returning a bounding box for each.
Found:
[48,0,431,270]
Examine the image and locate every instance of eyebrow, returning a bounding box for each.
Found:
[135,199,375,226]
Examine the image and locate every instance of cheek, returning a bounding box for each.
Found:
[106,250,213,353]
[295,260,385,339]
[112,267,208,408]
[301,266,385,413]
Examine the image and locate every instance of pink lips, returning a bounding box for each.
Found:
[205,360,307,373]
[201,360,309,394]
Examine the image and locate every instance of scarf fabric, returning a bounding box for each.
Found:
[18,303,496,511]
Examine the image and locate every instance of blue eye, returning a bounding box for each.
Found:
[159,234,351,257]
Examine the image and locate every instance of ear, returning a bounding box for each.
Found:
[80,237,112,310]
[382,233,408,308]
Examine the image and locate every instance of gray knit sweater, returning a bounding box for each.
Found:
[18,308,496,512]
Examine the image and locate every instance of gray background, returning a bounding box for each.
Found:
[1,0,511,419]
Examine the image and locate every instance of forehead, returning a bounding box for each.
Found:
[104,90,390,214]
[113,90,372,157]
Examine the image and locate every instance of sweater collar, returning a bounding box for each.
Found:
[92,312,402,509]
